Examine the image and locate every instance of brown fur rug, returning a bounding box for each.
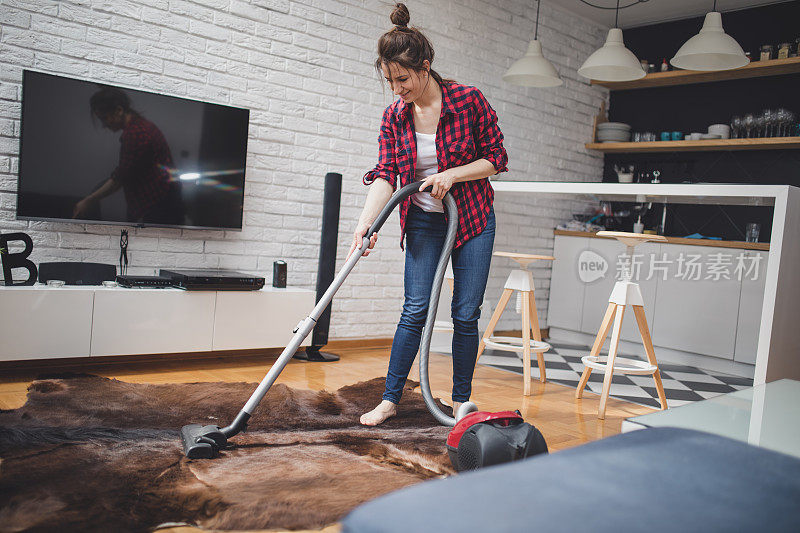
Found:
[0,374,453,532]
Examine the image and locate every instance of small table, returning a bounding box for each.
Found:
[623,379,800,459]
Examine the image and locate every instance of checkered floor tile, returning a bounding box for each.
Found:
[476,340,753,408]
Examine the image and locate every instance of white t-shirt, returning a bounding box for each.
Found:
[412,132,444,213]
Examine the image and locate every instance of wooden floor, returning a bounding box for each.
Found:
[0,343,654,532]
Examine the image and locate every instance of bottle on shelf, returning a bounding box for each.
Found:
[661,58,669,72]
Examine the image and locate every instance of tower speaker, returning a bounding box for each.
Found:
[294,172,342,362]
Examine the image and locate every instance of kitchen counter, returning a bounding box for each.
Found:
[553,229,770,251]
[491,180,800,385]
[490,181,782,206]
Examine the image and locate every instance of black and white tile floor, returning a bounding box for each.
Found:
[477,340,753,408]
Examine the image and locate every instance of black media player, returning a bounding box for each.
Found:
[159,269,265,291]
[116,274,174,288]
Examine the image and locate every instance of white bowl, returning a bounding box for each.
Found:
[708,124,730,138]
[700,133,722,140]
[598,122,631,131]
[597,130,631,140]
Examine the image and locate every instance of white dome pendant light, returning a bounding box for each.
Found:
[503,0,563,87]
[578,0,645,82]
[670,0,749,71]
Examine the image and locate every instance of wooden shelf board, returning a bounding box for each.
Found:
[554,229,769,251]
[592,57,800,91]
[586,137,800,153]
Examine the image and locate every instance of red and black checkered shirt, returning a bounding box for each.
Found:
[363,82,508,248]
[111,115,174,221]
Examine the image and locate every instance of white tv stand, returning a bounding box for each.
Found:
[0,284,316,361]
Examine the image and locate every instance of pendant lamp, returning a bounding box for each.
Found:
[670,1,749,71]
[503,0,563,87]
[577,0,644,82]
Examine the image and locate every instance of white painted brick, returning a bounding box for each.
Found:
[85,27,138,53]
[160,28,206,52]
[61,40,115,64]
[168,1,216,24]
[204,239,245,254]
[0,7,31,28]
[140,74,187,96]
[114,50,163,74]
[189,19,232,42]
[141,6,190,33]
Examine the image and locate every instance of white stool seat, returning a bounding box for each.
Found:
[484,336,551,354]
[581,355,658,376]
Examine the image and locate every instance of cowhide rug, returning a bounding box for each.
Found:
[0,374,454,532]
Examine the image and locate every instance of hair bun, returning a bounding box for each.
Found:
[390,3,410,27]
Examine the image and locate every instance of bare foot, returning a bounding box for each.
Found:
[360,400,397,426]
[453,401,463,420]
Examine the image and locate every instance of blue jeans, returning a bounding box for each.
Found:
[383,203,496,404]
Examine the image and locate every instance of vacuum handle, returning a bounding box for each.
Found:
[222,180,438,438]
[365,181,425,239]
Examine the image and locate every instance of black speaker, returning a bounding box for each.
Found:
[272,260,287,288]
[38,262,117,285]
[294,172,342,362]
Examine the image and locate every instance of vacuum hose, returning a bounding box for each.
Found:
[347,181,460,426]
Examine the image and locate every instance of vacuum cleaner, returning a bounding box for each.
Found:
[180,181,548,470]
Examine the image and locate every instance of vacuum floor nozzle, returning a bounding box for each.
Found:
[180,424,227,459]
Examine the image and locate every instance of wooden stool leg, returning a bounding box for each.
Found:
[576,303,616,399]
[521,291,532,396]
[528,288,546,383]
[598,304,625,420]
[632,305,668,410]
[477,288,513,361]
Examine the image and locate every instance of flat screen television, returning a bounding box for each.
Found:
[17,70,250,230]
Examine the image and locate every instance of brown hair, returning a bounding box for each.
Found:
[89,86,139,126]
[375,3,453,88]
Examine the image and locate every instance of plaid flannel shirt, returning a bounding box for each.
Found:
[363,82,508,249]
[112,115,174,221]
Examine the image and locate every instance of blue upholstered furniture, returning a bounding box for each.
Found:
[342,428,800,532]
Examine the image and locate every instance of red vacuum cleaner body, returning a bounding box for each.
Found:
[446,410,548,472]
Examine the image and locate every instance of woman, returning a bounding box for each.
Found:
[73,87,183,225]
[351,3,508,426]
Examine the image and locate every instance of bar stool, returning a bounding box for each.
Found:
[477,252,553,396]
[575,231,669,419]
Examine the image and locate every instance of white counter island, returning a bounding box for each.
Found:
[490,181,800,386]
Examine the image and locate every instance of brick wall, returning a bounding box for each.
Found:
[0,0,607,339]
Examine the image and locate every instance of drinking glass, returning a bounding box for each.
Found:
[754,115,766,138]
[745,223,760,243]
[730,116,742,139]
[783,109,797,137]
[743,113,756,138]
[775,109,791,137]
[762,109,775,138]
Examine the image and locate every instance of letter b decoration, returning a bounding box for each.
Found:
[0,232,38,286]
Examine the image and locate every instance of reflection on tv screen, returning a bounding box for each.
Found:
[17,70,250,230]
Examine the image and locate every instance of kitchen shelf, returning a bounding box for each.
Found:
[586,137,800,153]
[591,57,800,91]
